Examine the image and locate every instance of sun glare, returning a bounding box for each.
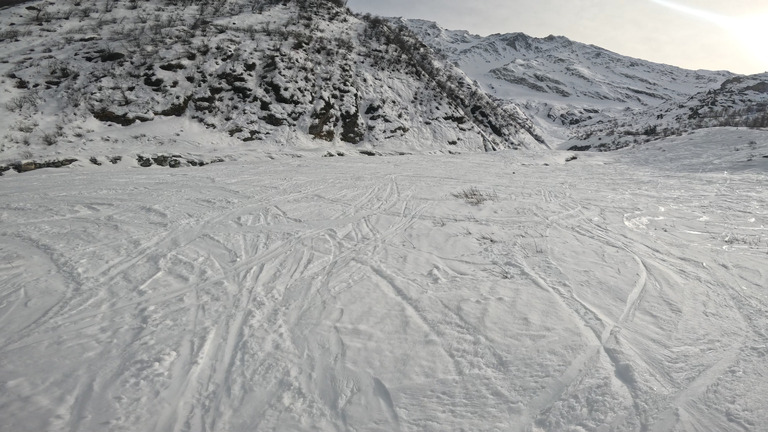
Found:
[651,0,768,72]
[726,15,768,71]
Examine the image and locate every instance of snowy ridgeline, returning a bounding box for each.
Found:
[404,19,768,150]
[1,128,767,431]
[1,0,767,164]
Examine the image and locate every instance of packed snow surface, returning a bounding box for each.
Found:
[1,129,767,431]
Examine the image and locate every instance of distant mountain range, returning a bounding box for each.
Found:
[0,0,766,165]
[399,19,754,148]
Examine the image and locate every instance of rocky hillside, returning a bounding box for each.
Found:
[563,72,768,151]
[2,0,765,165]
[0,0,545,164]
[667,73,768,129]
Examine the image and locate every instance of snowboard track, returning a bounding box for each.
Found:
[1,145,766,431]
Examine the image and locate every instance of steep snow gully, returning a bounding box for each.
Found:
[1,129,767,431]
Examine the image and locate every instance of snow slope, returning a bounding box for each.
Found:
[1,128,767,431]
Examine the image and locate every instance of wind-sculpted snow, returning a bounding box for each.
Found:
[1,128,767,431]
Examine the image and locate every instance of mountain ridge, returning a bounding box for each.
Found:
[400,18,742,146]
[1,0,766,168]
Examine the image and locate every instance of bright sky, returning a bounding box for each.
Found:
[346,0,768,75]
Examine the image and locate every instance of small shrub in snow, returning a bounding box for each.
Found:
[452,187,497,206]
[5,93,39,112]
[478,233,499,244]
[721,232,760,246]
[0,29,19,42]
[14,121,37,133]
[41,132,58,146]
[489,262,516,280]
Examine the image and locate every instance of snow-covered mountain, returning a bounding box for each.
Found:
[401,19,736,144]
[0,0,545,166]
[1,0,764,166]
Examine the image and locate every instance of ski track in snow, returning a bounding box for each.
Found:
[1,135,767,431]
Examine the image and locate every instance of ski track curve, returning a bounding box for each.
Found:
[1,145,766,432]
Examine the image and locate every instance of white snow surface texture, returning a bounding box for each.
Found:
[1,128,767,431]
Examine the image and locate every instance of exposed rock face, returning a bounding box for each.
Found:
[135,155,224,168]
[0,158,78,175]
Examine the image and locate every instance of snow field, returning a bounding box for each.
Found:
[0,128,767,431]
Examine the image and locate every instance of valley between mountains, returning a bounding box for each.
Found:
[1,0,768,431]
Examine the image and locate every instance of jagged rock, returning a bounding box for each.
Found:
[91,109,136,126]
[137,156,153,167]
[19,161,36,172]
[152,155,170,167]
[4,158,78,174]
